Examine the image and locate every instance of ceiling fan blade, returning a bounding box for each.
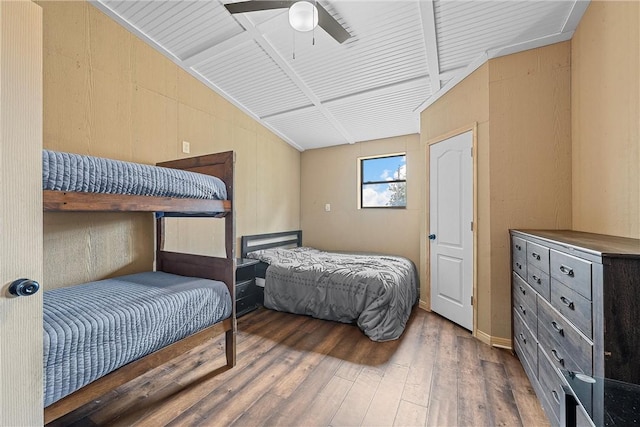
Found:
[316,2,351,44]
[224,1,293,14]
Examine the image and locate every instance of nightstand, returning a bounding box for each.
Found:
[236,258,261,317]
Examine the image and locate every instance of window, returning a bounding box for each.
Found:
[359,153,406,208]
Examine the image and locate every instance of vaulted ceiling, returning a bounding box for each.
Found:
[93,0,589,151]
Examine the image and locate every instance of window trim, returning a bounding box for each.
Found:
[358,153,407,209]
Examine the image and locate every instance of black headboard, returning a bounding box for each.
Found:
[240,230,302,258]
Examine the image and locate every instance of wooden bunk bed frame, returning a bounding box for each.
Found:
[43,151,236,424]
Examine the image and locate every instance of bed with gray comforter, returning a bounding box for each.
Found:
[43,272,232,407]
[246,247,418,342]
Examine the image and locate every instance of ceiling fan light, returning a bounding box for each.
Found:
[289,1,318,32]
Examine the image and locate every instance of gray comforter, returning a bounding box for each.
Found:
[247,247,418,341]
[43,149,227,200]
[43,272,232,407]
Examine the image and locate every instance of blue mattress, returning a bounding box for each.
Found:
[43,150,227,200]
[43,272,232,406]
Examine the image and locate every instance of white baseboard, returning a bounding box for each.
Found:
[476,329,512,350]
[476,329,492,345]
[418,300,430,311]
[491,336,512,350]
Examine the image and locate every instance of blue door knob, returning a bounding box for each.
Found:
[429,234,436,240]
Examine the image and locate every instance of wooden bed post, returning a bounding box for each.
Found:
[225,208,236,368]
[156,151,237,367]
[225,152,236,368]
[156,214,165,271]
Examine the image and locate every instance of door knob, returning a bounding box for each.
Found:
[429,234,436,240]
[9,278,40,297]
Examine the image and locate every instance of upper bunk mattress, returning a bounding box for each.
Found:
[43,271,232,407]
[43,150,227,200]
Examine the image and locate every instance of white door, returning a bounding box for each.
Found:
[429,131,473,331]
[0,1,44,425]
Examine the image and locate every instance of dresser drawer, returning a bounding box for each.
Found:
[527,264,550,302]
[550,279,592,338]
[513,274,537,334]
[514,338,537,386]
[513,257,527,279]
[550,250,592,300]
[538,297,593,375]
[513,272,537,311]
[537,348,564,424]
[538,320,592,375]
[237,264,257,282]
[236,294,259,316]
[512,236,526,264]
[513,311,538,369]
[236,279,257,299]
[538,325,591,375]
[527,241,550,274]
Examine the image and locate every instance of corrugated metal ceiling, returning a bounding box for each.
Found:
[95,0,589,151]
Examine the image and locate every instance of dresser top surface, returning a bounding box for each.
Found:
[511,229,640,258]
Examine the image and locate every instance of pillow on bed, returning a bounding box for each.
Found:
[246,246,316,265]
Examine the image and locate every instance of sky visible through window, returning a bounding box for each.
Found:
[362,155,406,207]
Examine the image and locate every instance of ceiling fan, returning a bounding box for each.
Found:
[223,1,351,44]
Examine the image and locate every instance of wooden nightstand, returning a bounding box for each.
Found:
[236,258,261,317]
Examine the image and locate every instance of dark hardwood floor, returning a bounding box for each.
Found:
[49,308,549,426]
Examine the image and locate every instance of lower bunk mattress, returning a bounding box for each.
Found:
[247,247,419,342]
[43,271,232,407]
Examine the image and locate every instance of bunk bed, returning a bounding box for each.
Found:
[42,150,236,424]
[240,231,418,342]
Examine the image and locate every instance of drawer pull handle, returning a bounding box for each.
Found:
[551,321,564,336]
[551,349,565,366]
[515,262,522,270]
[518,333,527,345]
[552,390,560,404]
[519,286,526,295]
[519,305,526,315]
[560,296,575,310]
[532,274,541,284]
[531,252,541,261]
[559,264,574,277]
[515,244,522,251]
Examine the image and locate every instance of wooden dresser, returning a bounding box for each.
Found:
[510,230,640,425]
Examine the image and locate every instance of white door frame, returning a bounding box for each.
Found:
[424,124,478,335]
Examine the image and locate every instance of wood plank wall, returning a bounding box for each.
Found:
[571,1,640,239]
[38,1,301,289]
[300,134,422,279]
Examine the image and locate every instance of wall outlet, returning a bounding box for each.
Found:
[325,203,331,212]
[182,141,190,154]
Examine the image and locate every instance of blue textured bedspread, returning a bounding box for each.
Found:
[43,150,227,200]
[43,272,232,407]
[247,247,419,342]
